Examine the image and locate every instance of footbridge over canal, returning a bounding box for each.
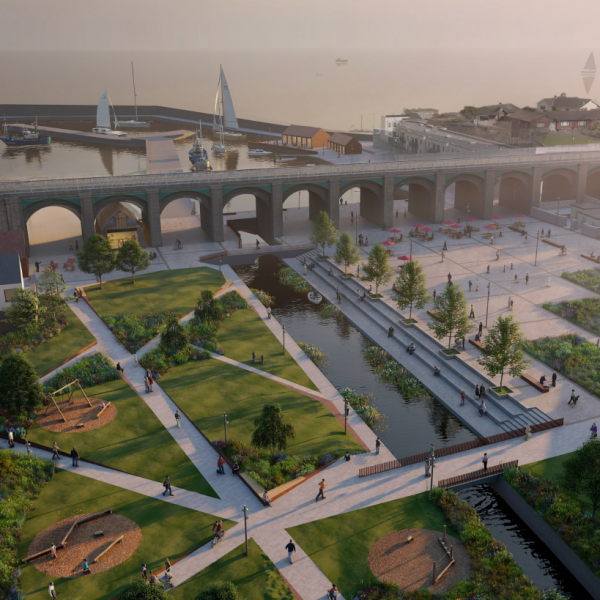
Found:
[2,146,600,248]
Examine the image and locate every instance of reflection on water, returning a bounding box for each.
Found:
[459,485,592,599]
[232,254,476,459]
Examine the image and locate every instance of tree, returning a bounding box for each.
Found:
[334,231,361,274]
[360,244,394,296]
[160,315,190,353]
[195,582,238,600]
[5,288,44,326]
[37,269,70,321]
[392,259,430,322]
[251,403,295,456]
[76,234,116,290]
[428,284,475,349]
[308,211,338,258]
[460,106,477,120]
[115,239,151,284]
[194,290,223,327]
[477,315,531,388]
[121,578,167,600]
[559,440,600,521]
[0,354,45,416]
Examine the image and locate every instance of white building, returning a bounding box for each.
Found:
[0,253,24,310]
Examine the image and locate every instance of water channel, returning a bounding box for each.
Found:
[232,254,477,459]
[459,485,592,599]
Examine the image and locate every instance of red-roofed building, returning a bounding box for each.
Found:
[282,125,330,149]
[327,133,362,155]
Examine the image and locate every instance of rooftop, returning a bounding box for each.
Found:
[0,253,22,286]
[539,95,598,110]
[282,125,325,138]
[329,132,359,145]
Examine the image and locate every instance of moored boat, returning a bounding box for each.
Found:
[248,149,272,156]
[0,118,51,146]
[92,90,126,136]
[213,65,247,141]
[189,124,211,170]
[308,292,323,304]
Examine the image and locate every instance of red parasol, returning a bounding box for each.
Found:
[381,241,394,246]
[442,221,455,225]
[397,255,411,262]
[483,224,497,229]
[450,224,462,229]
[421,227,433,232]
[388,228,402,233]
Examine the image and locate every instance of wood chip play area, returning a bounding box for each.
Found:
[25,509,141,578]
[368,529,471,592]
[37,396,117,433]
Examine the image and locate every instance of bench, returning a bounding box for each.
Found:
[542,238,562,249]
[97,402,111,419]
[581,254,600,264]
[521,373,550,393]
[427,310,443,322]
[508,225,524,233]
[469,338,485,350]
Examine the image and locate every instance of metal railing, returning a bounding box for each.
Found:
[2,147,600,197]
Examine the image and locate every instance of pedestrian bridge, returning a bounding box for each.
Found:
[2,145,600,248]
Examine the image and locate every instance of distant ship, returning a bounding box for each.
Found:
[189,123,211,170]
[116,62,150,128]
[213,65,247,141]
[0,118,51,146]
[335,58,348,64]
[582,51,596,74]
[93,90,127,137]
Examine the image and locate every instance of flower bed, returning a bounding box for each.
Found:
[140,345,211,375]
[102,311,182,353]
[504,466,600,578]
[562,268,600,293]
[339,388,384,430]
[250,288,274,307]
[524,334,600,397]
[45,353,120,390]
[0,314,66,360]
[543,297,600,337]
[297,342,328,367]
[214,438,342,490]
[278,267,313,292]
[0,450,54,599]
[319,303,345,319]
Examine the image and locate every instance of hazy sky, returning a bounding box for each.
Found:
[1,0,598,51]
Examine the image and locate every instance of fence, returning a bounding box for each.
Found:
[438,460,518,488]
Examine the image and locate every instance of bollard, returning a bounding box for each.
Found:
[432,561,436,584]
[443,525,446,543]
[450,545,453,561]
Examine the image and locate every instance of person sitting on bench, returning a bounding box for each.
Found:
[388,326,394,338]
[329,268,334,276]
[406,342,416,355]
[433,366,441,377]
[475,332,480,342]
[231,462,240,476]
[540,375,547,387]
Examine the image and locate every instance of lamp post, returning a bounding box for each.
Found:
[355,209,358,245]
[535,230,540,266]
[485,282,491,329]
[282,325,286,355]
[410,240,413,260]
[556,196,560,222]
[243,505,249,556]
[344,398,349,435]
[219,257,221,272]
[466,203,470,217]
[430,455,435,490]
[222,412,228,443]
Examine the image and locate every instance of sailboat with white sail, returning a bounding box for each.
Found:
[117,62,150,128]
[213,65,247,141]
[582,51,596,75]
[92,91,126,136]
[212,90,226,153]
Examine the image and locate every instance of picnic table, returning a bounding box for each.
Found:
[514,221,525,227]
[483,232,495,239]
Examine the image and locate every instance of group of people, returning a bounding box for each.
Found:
[140,558,173,588]
[357,233,369,246]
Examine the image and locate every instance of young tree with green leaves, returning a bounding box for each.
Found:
[121,578,168,600]
[308,210,338,258]
[115,239,151,284]
[334,231,361,274]
[76,234,116,290]
[5,288,44,326]
[160,315,190,353]
[251,403,295,456]
[559,440,600,521]
[428,284,474,349]
[477,315,531,388]
[392,259,430,321]
[37,269,71,321]
[196,582,238,600]
[360,243,394,296]
[0,354,45,415]
[194,290,223,327]
[460,106,477,120]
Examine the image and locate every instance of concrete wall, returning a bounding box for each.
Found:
[490,478,600,600]
[530,207,568,226]
[581,222,600,239]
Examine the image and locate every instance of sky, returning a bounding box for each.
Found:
[1,0,598,51]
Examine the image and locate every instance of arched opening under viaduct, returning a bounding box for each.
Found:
[541,172,575,203]
[585,169,600,200]
[92,196,151,249]
[159,192,213,247]
[282,185,326,243]
[498,173,531,212]
[223,188,273,248]
[340,181,385,230]
[447,176,485,219]
[395,178,436,223]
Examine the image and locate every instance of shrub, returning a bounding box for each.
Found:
[0,354,45,416]
[0,313,67,360]
[338,388,385,430]
[543,297,600,337]
[140,346,211,375]
[562,268,600,293]
[250,288,274,307]
[46,353,120,389]
[218,291,249,314]
[118,578,168,599]
[319,303,345,319]
[278,267,313,292]
[195,581,238,600]
[297,342,328,366]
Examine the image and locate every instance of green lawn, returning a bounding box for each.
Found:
[85,268,225,317]
[170,539,293,600]
[287,492,455,599]
[544,136,598,146]
[28,378,217,498]
[25,307,96,377]
[159,359,363,456]
[217,308,318,390]
[18,469,232,600]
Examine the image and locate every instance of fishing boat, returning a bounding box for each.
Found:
[213,65,247,141]
[248,149,272,156]
[582,51,596,74]
[92,91,126,136]
[0,117,51,146]
[188,123,211,170]
[308,292,323,304]
[116,62,150,128]
[335,58,348,64]
[275,157,296,162]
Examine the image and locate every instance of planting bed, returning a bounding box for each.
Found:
[37,397,117,433]
[543,297,600,337]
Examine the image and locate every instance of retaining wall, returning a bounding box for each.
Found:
[531,207,568,226]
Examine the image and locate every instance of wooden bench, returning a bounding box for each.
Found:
[427,310,443,322]
[581,254,600,264]
[469,338,485,350]
[508,225,524,233]
[93,535,123,564]
[97,402,111,419]
[521,373,550,393]
[542,238,562,249]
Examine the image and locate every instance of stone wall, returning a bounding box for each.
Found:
[531,207,568,226]
[581,223,600,239]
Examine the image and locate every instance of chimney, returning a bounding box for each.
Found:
[561,92,567,97]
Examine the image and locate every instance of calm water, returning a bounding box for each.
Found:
[459,485,593,599]
[233,254,476,459]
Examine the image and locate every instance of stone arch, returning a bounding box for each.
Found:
[222,187,275,244]
[340,179,385,227]
[395,177,435,222]
[283,183,328,222]
[22,199,83,252]
[445,174,485,218]
[159,190,211,214]
[497,172,532,212]
[541,168,576,202]
[92,194,148,220]
[585,166,600,200]
[222,187,272,209]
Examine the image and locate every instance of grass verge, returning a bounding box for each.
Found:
[28,378,217,498]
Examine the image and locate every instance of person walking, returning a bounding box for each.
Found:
[432,289,436,301]
[469,305,475,319]
[260,354,264,365]
[357,265,360,277]
[429,444,435,465]
[375,437,381,455]
[82,558,91,575]
[482,452,488,470]
[424,457,430,478]
[286,539,296,563]
[70,447,80,467]
[69,239,73,251]
[514,274,518,283]
[468,280,472,291]
[591,423,598,439]
[49,582,58,599]
[443,240,448,251]
[486,265,490,274]
[50,543,57,559]
[174,411,181,428]
[460,390,466,406]
[525,273,529,285]
[142,564,147,580]
[441,251,445,262]
[551,372,557,387]
[475,384,480,401]
[525,424,531,441]
[52,442,61,460]
[148,375,153,392]
[479,322,483,336]
[8,428,14,448]
[480,383,486,397]
[510,298,514,311]
[316,478,327,502]
[144,375,150,394]
[35,260,40,272]
[568,389,576,405]
[328,585,339,600]
[476,278,479,292]
[163,475,173,496]
[252,352,256,364]
[217,457,225,475]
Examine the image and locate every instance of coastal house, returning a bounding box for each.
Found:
[537,94,600,112]
[282,125,330,149]
[474,103,520,122]
[0,253,24,310]
[327,133,362,155]
[505,109,600,135]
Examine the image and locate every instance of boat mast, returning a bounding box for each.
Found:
[131,62,138,122]
[220,65,226,132]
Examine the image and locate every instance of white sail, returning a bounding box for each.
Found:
[220,66,239,130]
[583,52,596,73]
[96,90,111,128]
[213,82,221,130]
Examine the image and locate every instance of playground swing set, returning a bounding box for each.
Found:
[44,379,92,423]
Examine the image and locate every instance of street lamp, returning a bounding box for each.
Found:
[282,325,286,355]
[556,196,560,221]
[466,203,470,216]
[430,455,435,490]
[219,257,221,272]
[485,282,491,329]
[535,230,540,266]
[222,412,229,443]
[344,398,349,435]
[243,505,249,556]
[410,240,413,260]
